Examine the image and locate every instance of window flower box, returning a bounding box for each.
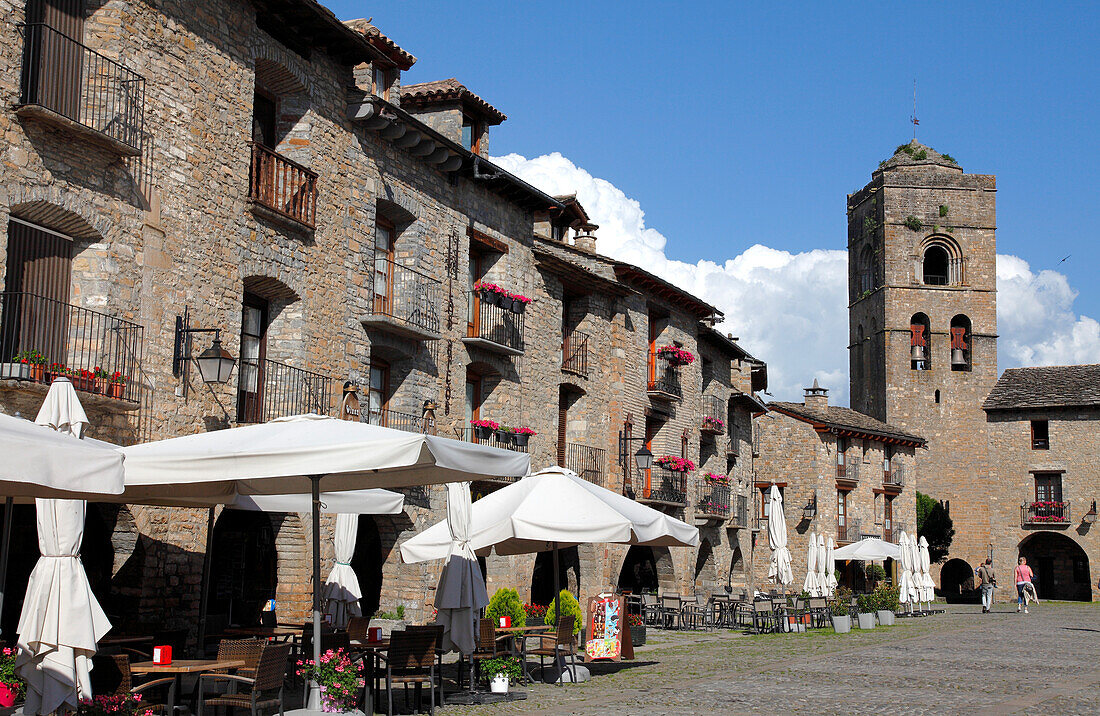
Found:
[702,415,725,434]
[703,473,729,485]
[471,419,499,440]
[512,427,536,447]
[656,345,695,367]
[654,455,695,473]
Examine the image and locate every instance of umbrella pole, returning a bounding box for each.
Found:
[0,497,12,623]
[307,475,323,711]
[552,542,561,629]
[196,506,215,656]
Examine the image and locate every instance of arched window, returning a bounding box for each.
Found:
[950,314,972,371]
[922,246,950,285]
[858,245,875,294]
[910,313,931,370]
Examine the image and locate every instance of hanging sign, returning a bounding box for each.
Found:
[340,389,360,422]
[584,594,633,662]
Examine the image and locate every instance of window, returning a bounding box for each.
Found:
[464,373,481,425]
[950,315,972,371]
[884,496,894,536]
[1034,472,1062,502]
[367,360,389,426]
[372,66,391,100]
[1031,420,1049,450]
[910,313,930,370]
[237,294,268,423]
[373,216,394,316]
[1,218,74,363]
[934,389,941,404]
[922,246,949,285]
[252,90,277,148]
[761,485,784,518]
[461,115,481,153]
[873,493,882,524]
[837,489,848,529]
[836,437,847,477]
[883,445,893,479]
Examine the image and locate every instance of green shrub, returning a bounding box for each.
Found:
[831,587,852,616]
[479,656,522,685]
[856,593,877,614]
[375,604,405,620]
[544,590,583,635]
[485,588,527,631]
[941,153,957,164]
[904,215,923,232]
[914,149,928,160]
[939,204,949,217]
[867,564,886,584]
[874,583,900,612]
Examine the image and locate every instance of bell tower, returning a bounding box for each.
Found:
[847,140,998,568]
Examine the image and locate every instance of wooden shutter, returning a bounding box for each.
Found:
[2,219,73,363]
[25,0,84,119]
[557,392,567,466]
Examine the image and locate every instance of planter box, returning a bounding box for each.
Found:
[831,615,851,633]
[489,675,509,694]
[367,618,406,638]
[0,363,31,381]
[630,625,646,647]
[857,613,876,630]
[876,610,895,626]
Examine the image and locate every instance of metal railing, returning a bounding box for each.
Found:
[561,329,589,376]
[837,461,859,481]
[366,406,435,435]
[837,517,861,543]
[237,358,332,423]
[637,468,687,506]
[1021,501,1070,526]
[0,292,143,403]
[702,394,725,433]
[884,462,905,486]
[565,442,605,485]
[884,521,908,543]
[696,479,731,519]
[249,142,318,228]
[467,292,525,353]
[454,426,530,455]
[18,23,145,153]
[647,367,682,399]
[369,255,442,336]
[730,495,749,528]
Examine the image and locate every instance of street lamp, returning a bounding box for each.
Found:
[1085,500,1098,525]
[634,444,653,471]
[802,490,818,520]
[173,308,236,398]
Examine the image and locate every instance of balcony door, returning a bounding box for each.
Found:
[23,0,84,119]
[1,219,73,364]
[373,217,394,317]
[883,495,894,540]
[647,315,657,385]
[837,489,848,537]
[1034,473,1063,502]
[252,90,277,148]
[642,418,657,499]
[237,293,268,423]
[367,360,388,427]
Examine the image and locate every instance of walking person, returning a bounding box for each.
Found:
[1014,556,1035,614]
[977,559,996,613]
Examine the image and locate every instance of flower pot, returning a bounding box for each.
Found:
[0,682,16,708]
[489,675,509,694]
[479,289,500,307]
[513,433,530,447]
[498,295,515,312]
[108,382,125,399]
[473,425,493,440]
[630,624,646,646]
[876,610,895,626]
[494,429,509,443]
[0,363,31,381]
[831,615,851,633]
[510,300,526,315]
[857,612,876,630]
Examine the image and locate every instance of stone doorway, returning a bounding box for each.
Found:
[207,510,277,626]
[940,558,977,603]
[350,515,383,618]
[1019,532,1092,601]
[530,547,580,606]
[617,545,676,594]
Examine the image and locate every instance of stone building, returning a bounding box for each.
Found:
[0,0,770,639]
[755,380,923,589]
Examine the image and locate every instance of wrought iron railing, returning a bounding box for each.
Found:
[561,329,589,376]
[837,461,859,481]
[237,358,331,423]
[702,394,725,433]
[18,23,145,153]
[647,366,682,399]
[696,479,730,519]
[884,462,905,486]
[0,292,144,402]
[1021,501,1070,526]
[837,517,861,543]
[728,494,749,527]
[249,142,318,228]
[366,406,435,435]
[454,426,530,455]
[565,442,605,485]
[884,521,908,543]
[637,468,687,506]
[467,292,525,353]
[369,255,442,336]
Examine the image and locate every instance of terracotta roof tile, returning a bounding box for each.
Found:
[983,364,1100,410]
[401,79,507,124]
[768,402,925,445]
[343,19,416,70]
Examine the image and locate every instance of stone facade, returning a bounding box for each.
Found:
[0,0,770,641]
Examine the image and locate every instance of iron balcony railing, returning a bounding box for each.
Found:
[884,521,908,543]
[702,394,725,434]
[637,467,687,506]
[837,461,859,481]
[467,292,525,353]
[454,426,529,455]
[1021,500,1070,526]
[369,255,442,336]
[249,142,318,228]
[0,292,143,403]
[561,329,589,376]
[565,442,605,486]
[730,494,749,528]
[696,478,731,519]
[18,22,145,153]
[647,366,683,400]
[237,358,331,423]
[366,406,435,435]
[837,517,861,543]
[884,462,905,486]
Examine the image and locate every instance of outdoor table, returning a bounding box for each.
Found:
[497,625,551,684]
[223,625,303,643]
[99,635,156,647]
[130,659,245,714]
[349,639,389,713]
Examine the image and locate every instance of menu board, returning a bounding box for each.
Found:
[584,595,634,662]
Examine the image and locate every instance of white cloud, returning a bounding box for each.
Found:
[494,152,1100,403]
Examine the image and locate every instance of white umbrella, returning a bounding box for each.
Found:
[918,536,936,603]
[831,537,902,562]
[766,486,793,587]
[815,534,828,598]
[0,410,124,498]
[825,536,838,597]
[433,483,488,655]
[16,379,115,714]
[323,514,362,629]
[897,532,914,607]
[802,530,818,596]
[119,414,529,709]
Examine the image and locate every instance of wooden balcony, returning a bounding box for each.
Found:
[249,142,318,229]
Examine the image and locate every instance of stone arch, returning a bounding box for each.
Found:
[1019,532,1092,601]
[940,557,976,603]
[249,41,312,163]
[249,42,311,97]
[616,545,676,594]
[917,235,964,285]
[857,244,874,293]
[9,199,104,243]
[910,312,931,371]
[208,509,279,624]
[950,314,972,371]
[694,538,718,593]
[240,272,306,367]
[530,547,581,606]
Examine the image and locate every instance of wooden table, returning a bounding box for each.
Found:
[222,626,303,642]
[130,659,245,714]
[348,640,389,713]
[496,625,551,684]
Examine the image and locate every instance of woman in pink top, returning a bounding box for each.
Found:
[1014,556,1035,613]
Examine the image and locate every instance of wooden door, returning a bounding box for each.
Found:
[373,217,395,316]
[642,419,657,498]
[557,390,568,466]
[837,490,848,537]
[1,219,73,365]
[236,294,268,423]
[24,0,84,119]
[883,496,894,541]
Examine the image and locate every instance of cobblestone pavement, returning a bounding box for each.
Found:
[434,602,1100,715]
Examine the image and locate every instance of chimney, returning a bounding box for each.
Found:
[803,378,829,410]
[574,222,598,253]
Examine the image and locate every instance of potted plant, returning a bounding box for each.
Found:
[656,345,695,367]
[73,368,95,393]
[654,455,695,473]
[107,371,126,399]
[7,349,45,381]
[866,563,886,589]
[46,362,65,383]
[509,292,531,314]
[480,656,521,694]
[702,415,725,433]
[494,425,510,443]
[498,294,515,312]
[513,426,536,447]
[474,281,506,307]
[703,472,729,485]
[856,594,877,629]
[874,583,899,626]
[0,646,23,708]
[628,612,646,646]
[294,647,363,713]
[486,587,527,635]
[544,589,583,637]
[830,587,851,633]
[470,419,498,441]
[523,603,548,623]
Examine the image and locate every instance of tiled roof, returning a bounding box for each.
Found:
[343,19,416,69]
[401,79,507,124]
[768,402,925,445]
[983,365,1100,410]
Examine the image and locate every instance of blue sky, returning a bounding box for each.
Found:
[329,1,1100,400]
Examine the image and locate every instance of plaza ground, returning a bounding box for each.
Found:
[439,602,1100,716]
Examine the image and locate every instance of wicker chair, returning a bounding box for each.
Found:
[376,628,439,716]
[528,616,577,686]
[216,638,265,679]
[346,615,370,643]
[197,642,292,716]
[90,654,175,714]
[460,618,515,691]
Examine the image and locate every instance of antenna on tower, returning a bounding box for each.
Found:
[910,79,919,140]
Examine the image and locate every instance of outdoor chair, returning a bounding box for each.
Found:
[90,653,175,715]
[403,625,444,708]
[215,638,265,680]
[376,627,439,715]
[640,593,660,626]
[459,618,515,691]
[750,600,778,634]
[197,642,291,716]
[346,615,370,643]
[658,594,682,629]
[807,597,831,628]
[529,615,577,686]
[680,594,709,630]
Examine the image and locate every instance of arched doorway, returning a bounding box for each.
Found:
[207,511,277,625]
[694,539,717,593]
[617,546,676,594]
[531,547,580,606]
[1019,533,1092,601]
[940,558,976,603]
[350,515,383,618]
